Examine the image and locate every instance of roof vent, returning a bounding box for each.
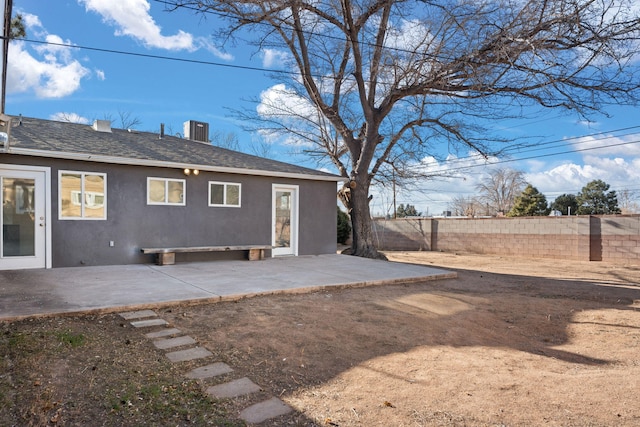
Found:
[92,120,112,133]
[183,120,209,143]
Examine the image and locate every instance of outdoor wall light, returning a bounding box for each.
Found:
[183,168,200,176]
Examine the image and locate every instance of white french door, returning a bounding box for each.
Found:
[272,184,298,256]
[0,165,50,269]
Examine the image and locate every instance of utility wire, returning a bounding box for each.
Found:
[420,125,640,169]
[423,137,640,176]
[8,37,297,77]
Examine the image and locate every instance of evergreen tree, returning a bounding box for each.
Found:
[576,180,621,214]
[507,184,550,217]
[550,193,579,215]
[396,204,421,218]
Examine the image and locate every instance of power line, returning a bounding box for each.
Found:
[422,137,640,176]
[418,125,640,169]
[11,37,297,76]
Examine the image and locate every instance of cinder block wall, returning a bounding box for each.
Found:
[373,215,639,262]
[597,216,640,262]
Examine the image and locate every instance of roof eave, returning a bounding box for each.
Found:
[5,147,343,182]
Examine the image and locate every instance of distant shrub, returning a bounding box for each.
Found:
[337,207,351,244]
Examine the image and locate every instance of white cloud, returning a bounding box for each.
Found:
[256,83,319,147]
[78,0,233,60]
[20,13,44,35]
[7,11,90,98]
[8,40,90,98]
[95,69,106,80]
[262,49,289,68]
[197,38,234,61]
[79,0,195,51]
[570,133,640,157]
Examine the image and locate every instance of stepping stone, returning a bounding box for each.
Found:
[206,377,260,399]
[153,335,197,350]
[145,328,182,339]
[130,318,168,328]
[120,310,157,320]
[239,397,292,424]
[186,362,233,380]
[166,347,212,363]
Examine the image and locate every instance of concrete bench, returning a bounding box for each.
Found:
[141,245,272,265]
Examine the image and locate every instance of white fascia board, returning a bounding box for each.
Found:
[6,147,342,182]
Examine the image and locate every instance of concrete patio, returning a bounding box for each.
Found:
[0,254,456,321]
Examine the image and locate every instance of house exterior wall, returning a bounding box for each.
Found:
[373,215,640,262]
[2,155,338,267]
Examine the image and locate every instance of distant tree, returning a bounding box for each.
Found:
[550,194,579,216]
[396,204,421,218]
[449,195,481,217]
[476,168,527,216]
[617,189,640,214]
[10,15,26,39]
[507,184,549,217]
[211,130,240,151]
[337,207,351,244]
[576,180,621,215]
[3,15,27,113]
[98,111,142,130]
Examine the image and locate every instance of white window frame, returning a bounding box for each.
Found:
[59,170,107,220]
[147,177,186,206]
[208,181,241,208]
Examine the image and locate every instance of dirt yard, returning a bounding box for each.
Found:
[163,252,640,426]
[2,252,639,426]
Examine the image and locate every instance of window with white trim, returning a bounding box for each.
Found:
[59,171,107,219]
[147,177,186,205]
[209,181,241,207]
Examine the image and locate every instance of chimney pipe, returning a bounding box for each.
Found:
[160,123,164,139]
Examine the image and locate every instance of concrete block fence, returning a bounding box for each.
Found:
[372,215,640,263]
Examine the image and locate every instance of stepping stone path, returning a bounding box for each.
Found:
[120,309,292,424]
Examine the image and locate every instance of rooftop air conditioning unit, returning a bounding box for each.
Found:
[92,119,112,133]
[183,120,209,143]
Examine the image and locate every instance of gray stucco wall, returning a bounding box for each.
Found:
[2,155,338,267]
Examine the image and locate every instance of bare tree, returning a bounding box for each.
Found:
[449,195,482,217]
[211,130,241,151]
[101,110,142,130]
[618,189,640,214]
[173,0,640,258]
[476,168,527,216]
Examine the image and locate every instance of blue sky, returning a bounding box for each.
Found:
[5,0,640,215]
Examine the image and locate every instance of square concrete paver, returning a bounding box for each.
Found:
[119,310,157,320]
[144,328,182,339]
[165,347,212,362]
[239,397,292,424]
[186,362,233,380]
[206,377,261,399]
[153,335,196,350]
[130,318,168,328]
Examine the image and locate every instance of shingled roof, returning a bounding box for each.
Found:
[3,116,340,181]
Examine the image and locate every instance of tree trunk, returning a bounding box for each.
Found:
[342,178,387,260]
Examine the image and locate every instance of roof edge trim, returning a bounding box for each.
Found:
[6,147,343,182]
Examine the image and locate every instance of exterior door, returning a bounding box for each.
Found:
[272,185,298,256]
[1,166,49,269]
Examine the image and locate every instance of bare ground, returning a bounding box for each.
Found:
[2,252,640,426]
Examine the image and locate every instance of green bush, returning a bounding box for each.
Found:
[337,207,352,244]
